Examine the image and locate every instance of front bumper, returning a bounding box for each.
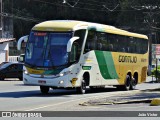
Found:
[23,73,73,88]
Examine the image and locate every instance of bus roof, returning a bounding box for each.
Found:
[32,20,148,39]
[32,20,82,32]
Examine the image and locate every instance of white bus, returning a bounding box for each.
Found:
[18,20,149,94]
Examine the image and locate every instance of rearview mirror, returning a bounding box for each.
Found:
[17,35,29,50]
[67,37,79,52]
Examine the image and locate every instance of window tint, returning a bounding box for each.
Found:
[7,64,16,71]
[17,64,23,70]
[84,30,97,53]
[70,43,78,62]
[84,31,148,54]
[74,30,86,58]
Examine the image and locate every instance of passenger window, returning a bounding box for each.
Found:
[83,31,148,54]
[70,43,78,63]
[84,30,97,53]
[74,30,86,60]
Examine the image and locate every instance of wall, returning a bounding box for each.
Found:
[0,42,9,63]
[0,42,9,51]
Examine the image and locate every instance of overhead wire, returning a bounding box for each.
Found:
[66,0,107,5]
[103,4,120,12]
[5,0,146,23]
[63,0,80,7]
[63,0,102,7]
[32,0,135,12]
[131,6,145,11]
[1,12,42,22]
[63,0,120,12]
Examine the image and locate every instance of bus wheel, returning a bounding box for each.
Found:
[76,80,86,94]
[40,86,49,94]
[130,78,136,90]
[124,75,131,91]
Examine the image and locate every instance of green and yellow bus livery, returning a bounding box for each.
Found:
[18,20,148,94]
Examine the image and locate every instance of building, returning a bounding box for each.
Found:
[0,0,16,63]
[0,38,15,63]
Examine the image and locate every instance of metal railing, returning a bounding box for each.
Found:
[8,56,19,62]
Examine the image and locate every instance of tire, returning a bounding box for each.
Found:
[130,78,136,90]
[76,80,86,94]
[40,86,50,94]
[124,75,131,91]
[116,75,130,91]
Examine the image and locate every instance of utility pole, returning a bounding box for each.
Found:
[143,6,158,67]
[11,0,13,38]
[132,5,159,66]
[0,0,2,38]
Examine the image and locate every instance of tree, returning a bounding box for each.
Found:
[3,0,160,41]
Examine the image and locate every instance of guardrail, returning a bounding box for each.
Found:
[8,56,19,62]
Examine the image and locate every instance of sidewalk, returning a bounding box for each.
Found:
[80,77,160,106]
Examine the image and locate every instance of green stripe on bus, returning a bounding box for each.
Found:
[103,52,119,79]
[95,51,119,79]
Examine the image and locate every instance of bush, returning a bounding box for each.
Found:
[152,68,160,83]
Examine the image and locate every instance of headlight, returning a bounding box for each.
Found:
[24,69,29,75]
[57,71,70,77]
[59,73,64,77]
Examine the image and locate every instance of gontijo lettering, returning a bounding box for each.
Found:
[119,55,137,63]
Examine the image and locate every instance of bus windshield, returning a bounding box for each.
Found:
[25,32,72,68]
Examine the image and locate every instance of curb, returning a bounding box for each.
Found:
[79,88,160,106]
[79,99,151,106]
[150,98,160,106]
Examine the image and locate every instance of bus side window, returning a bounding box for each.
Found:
[84,30,97,53]
[97,43,102,50]
[96,32,108,51]
[74,30,86,59]
[84,41,90,52]
[70,42,79,63]
[109,44,114,51]
[126,47,130,53]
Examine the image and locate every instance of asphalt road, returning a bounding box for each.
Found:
[0,77,159,116]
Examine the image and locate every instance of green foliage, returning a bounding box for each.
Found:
[152,66,160,81]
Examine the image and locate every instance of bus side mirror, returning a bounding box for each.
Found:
[17,35,29,50]
[67,37,79,52]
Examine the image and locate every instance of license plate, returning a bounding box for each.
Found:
[38,80,46,84]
